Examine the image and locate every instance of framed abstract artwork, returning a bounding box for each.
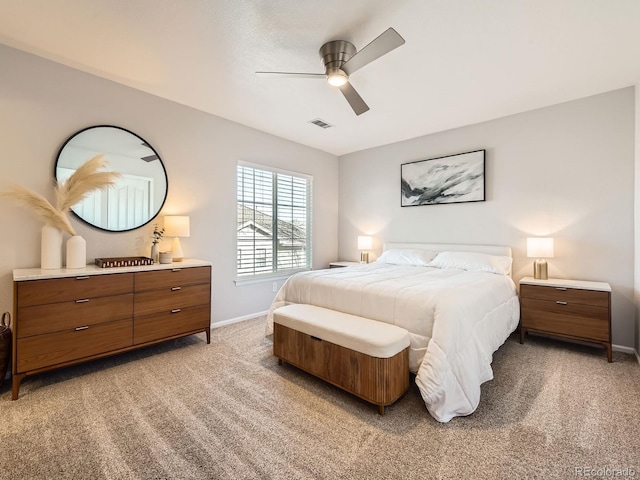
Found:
[401,149,485,206]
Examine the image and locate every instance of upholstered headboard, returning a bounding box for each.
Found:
[383,242,513,275]
[383,242,512,257]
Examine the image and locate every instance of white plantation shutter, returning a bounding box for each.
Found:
[237,163,312,278]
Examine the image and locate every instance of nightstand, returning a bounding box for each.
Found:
[329,261,361,268]
[519,277,612,362]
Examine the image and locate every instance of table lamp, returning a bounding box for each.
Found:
[164,215,190,262]
[527,237,554,280]
[357,235,373,264]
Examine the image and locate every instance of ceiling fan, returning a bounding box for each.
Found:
[256,28,405,116]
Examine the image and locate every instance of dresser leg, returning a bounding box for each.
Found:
[605,343,612,363]
[206,328,211,344]
[519,328,525,344]
[12,373,25,400]
[377,404,385,416]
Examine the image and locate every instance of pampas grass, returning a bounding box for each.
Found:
[4,184,77,236]
[55,155,121,212]
[3,154,122,235]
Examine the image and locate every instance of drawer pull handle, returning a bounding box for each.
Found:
[171,287,181,291]
[172,268,182,272]
[556,301,568,305]
[76,276,90,280]
[75,326,89,331]
[171,309,181,314]
[556,287,567,291]
[75,299,90,304]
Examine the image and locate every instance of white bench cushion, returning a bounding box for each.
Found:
[273,304,410,359]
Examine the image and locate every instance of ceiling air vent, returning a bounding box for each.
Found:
[308,118,334,129]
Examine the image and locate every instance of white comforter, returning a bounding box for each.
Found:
[266,263,520,422]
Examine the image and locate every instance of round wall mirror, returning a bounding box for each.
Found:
[55,125,168,232]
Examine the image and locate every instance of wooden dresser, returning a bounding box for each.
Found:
[519,277,611,362]
[12,259,211,399]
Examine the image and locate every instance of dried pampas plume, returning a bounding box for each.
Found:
[55,155,122,212]
[3,154,122,235]
[3,184,77,236]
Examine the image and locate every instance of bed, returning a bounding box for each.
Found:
[266,243,520,422]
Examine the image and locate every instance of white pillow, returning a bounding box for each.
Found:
[429,251,512,275]
[376,249,438,266]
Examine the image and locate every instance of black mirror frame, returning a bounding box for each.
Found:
[54,125,169,233]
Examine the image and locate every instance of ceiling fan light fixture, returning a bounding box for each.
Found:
[256,28,404,115]
[327,70,348,87]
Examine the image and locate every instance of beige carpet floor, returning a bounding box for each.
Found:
[0,317,639,480]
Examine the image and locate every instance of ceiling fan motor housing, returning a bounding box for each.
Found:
[319,40,356,78]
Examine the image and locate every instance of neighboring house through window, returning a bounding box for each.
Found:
[236,162,312,279]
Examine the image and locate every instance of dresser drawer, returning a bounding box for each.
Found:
[17,273,134,307]
[16,318,133,372]
[134,304,210,345]
[520,284,608,307]
[17,294,133,338]
[134,266,211,292]
[134,284,210,316]
[521,298,609,341]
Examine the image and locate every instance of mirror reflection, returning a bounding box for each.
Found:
[55,126,168,232]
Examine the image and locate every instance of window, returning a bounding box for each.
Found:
[237,162,312,279]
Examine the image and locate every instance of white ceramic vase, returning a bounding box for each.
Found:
[151,244,159,263]
[66,235,87,269]
[41,224,63,269]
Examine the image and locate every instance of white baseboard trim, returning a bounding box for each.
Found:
[612,344,640,364]
[612,343,636,355]
[211,310,269,329]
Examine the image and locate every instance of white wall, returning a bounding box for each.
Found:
[0,44,339,324]
[339,88,635,348]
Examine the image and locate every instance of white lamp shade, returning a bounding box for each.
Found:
[164,216,190,237]
[527,237,554,258]
[357,235,373,250]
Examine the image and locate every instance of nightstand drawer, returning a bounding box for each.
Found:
[520,284,608,307]
[521,298,609,341]
[519,277,611,362]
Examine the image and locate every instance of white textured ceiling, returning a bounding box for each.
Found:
[1,0,639,156]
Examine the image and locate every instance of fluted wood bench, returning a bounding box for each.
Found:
[273,304,410,415]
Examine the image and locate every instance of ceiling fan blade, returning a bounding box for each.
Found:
[338,82,370,115]
[255,71,325,79]
[341,28,405,75]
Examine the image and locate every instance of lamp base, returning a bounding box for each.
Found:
[533,259,548,280]
[172,237,184,262]
[360,251,369,264]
